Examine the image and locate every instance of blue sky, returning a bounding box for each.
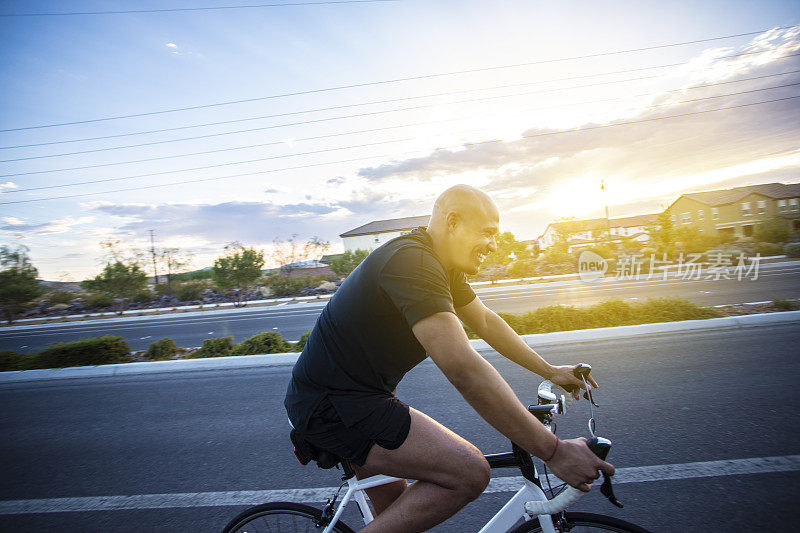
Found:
[1,0,799,280]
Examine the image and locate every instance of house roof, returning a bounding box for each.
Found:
[320,253,344,264]
[678,182,800,206]
[340,215,430,238]
[542,213,658,236]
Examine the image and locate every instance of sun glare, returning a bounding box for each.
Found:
[544,175,610,218]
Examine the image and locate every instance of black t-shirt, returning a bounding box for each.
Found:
[284,227,476,430]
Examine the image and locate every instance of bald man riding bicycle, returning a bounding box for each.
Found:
[284,184,614,532]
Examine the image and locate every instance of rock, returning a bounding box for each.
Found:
[316,281,337,292]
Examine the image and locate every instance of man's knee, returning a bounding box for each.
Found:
[456,454,491,501]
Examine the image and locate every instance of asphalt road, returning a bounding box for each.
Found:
[1,323,799,531]
[2,262,799,353]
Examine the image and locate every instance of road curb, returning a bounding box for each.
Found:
[2,311,798,384]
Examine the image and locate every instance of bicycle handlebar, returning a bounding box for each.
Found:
[536,380,574,419]
[525,485,585,516]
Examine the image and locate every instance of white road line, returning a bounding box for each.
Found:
[1,455,797,515]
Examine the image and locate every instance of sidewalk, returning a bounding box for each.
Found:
[2,310,797,384]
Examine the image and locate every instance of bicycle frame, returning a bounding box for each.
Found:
[322,465,559,533]
[317,380,587,533]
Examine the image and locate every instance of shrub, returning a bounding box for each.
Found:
[265,275,327,297]
[754,219,790,243]
[753,242,784,257]
[34,336,131,369]
[589,298,637,327]
[235,332,292,355]
[176,280,206,301]
[154,283,173,296]
[491,297,721,336]
[773,299,800,311]
[86,292,113,308]
[191,336,236,358]
[145,337,183,360]
[133,289,154,303]
[506,260,536,278]
[46,290,77,305]
[631,297,721,323]
[294,330,312,352]
[0,350,35,372]
[784,243,800,258]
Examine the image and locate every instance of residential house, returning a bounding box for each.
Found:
[537,214,657,252]
[665,182,800,239]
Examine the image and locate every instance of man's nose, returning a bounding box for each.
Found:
[488,237,497,252]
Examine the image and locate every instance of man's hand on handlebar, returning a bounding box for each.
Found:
[547,365,598,400]
[545,437,615,492]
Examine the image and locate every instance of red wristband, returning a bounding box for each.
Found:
[544,437,559,462]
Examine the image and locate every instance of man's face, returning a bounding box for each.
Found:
[446,208,499,275]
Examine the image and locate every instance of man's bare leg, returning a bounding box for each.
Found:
[357,407,490,533]
[352,465,408,516]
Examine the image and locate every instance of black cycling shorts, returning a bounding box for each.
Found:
[303,395,411,467]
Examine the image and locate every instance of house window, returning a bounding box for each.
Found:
[681,212,691,224]
[741,202,751,216]
[698,210,704,221]
[791,198,799,212]
[757,200,766,214]
[778,199,787,212]
[711,207,719,220]
[670,214,677,223]
[374,236,380,243]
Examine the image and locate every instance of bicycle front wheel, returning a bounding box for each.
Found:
[222,501,356,533]
[510,511,652,533]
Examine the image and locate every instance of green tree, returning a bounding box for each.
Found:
[644,210,675,255]
[82,261,148,314]
[0,245,42,324]
[328,249,370,277]
[673,226,720,254]
[212,242,265,307]
[482,232,534,267]
[754,218,790,244]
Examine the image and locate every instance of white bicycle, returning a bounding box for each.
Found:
[224,365,651,533]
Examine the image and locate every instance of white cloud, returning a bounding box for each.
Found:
[0,181,18,194]
[0,216,95,236]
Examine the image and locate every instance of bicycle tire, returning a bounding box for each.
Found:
[222,501,357,533]
[510,511,652,533]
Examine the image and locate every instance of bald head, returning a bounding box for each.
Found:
[426,185,499,274]
[428,184,499,232]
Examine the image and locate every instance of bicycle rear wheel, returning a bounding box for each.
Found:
[222,501,356,533]
[510,511,652,533]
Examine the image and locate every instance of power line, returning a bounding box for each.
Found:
[2,93,797,205]
[5,68,798,180]
[6,62,798,165]
[3,47,794,151]
[7,82,799,192]
[0,1,398,17]
[0,27,789,133]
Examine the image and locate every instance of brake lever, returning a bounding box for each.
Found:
[600,474,623,508]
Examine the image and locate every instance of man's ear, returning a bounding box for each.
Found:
[445,211,460,233]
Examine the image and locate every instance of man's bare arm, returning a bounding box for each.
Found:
[456,297,598,393]
[412,311,556,458]
[412,310,614,490]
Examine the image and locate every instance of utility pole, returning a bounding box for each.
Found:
[149,229,159,285]
[601,179,611,243]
